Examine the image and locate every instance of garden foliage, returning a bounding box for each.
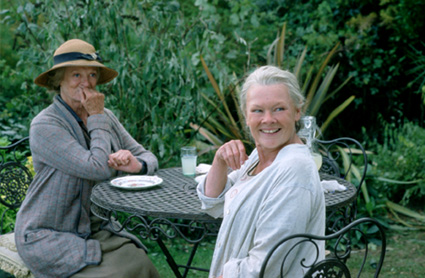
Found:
[2,0,424,157]
[1,0,424,223]
[2,0,218,166]
[370,122,425,207]
[356,122,425,229]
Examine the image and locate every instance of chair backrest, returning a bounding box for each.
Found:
[316,137,367,189]
[316,137,367,226]
[259,217,386,278]
[0,137,32,234]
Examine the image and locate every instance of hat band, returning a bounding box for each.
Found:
[53,52,103,65]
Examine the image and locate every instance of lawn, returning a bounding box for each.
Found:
[146,237,214,278]
[347,229,425,277]
[146,229,425,278]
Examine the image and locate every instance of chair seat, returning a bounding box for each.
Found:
[0,233,33,278]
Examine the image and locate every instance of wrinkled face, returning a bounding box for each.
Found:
[246,84,301,153]
[60,66,98,107]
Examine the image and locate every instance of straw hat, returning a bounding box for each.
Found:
[34,39,118,88]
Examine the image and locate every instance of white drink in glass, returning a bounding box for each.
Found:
[181,155,197,177]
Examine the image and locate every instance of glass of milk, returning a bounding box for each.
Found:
[181,146,197,177]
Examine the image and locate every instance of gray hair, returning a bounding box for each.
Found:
[239,65,305,117]
[45,68,66,92]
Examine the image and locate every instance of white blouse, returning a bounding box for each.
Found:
[197,144,326,278]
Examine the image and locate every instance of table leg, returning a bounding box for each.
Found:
[156,237,183,278]
[156,237,211,278]
[182,242,199,277]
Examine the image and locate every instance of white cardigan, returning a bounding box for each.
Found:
[197,144,326,278]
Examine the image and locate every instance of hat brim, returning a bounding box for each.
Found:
[34,60,118,88]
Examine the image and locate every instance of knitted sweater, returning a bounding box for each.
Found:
[15,96,158,277]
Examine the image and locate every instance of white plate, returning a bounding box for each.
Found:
[110,175,163,190]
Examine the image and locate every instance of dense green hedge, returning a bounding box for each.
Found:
[368,122,425,206]
[1,0,424,166]
[1,0,215,166]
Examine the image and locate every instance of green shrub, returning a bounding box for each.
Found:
[0,202,17,234]
[1,0,221,167]
[369,122,425,207]
[2,0,424,167]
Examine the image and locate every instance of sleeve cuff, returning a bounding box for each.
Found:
[137,159,148,175]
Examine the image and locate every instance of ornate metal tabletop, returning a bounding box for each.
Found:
[91,168,356,220]
[91,167,218,221]
[321,173,357,211]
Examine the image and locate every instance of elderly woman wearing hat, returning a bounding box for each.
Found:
[14,39,160,278]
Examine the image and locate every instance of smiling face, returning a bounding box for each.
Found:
[246,84,301,155]
[60,66,99,110]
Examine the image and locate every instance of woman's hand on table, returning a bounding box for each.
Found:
[108,150,142,173]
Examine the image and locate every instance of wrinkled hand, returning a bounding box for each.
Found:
[204,140,248,197]
[81,88,104,115]
[108,150,142,173]
[215,140,249,170]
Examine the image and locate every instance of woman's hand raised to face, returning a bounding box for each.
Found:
[215,140,249,170]
[205,140,249,198]
[108,150,142,173]
[81,88,105,115]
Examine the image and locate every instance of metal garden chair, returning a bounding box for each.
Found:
[260,217,386,278]
[0,137,32,234]
[315,137,368,233]
[0,136,33,278]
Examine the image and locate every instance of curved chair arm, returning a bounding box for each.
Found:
[259,217,386,278]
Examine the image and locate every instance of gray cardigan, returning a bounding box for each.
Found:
[15,96,158,277]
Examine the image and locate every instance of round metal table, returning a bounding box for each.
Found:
[90,168,357,278]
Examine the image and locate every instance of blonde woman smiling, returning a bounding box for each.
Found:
[197,66,325,278]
